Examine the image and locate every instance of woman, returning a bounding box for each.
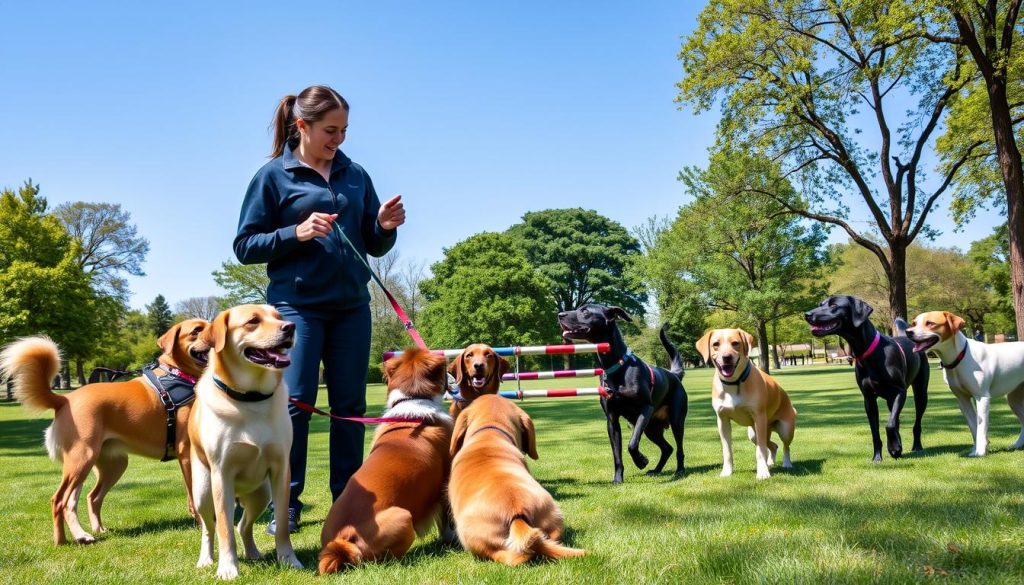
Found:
[234,85,405,534]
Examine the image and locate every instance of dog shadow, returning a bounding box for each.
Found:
[775,457,825,476]
[115,515,197,538]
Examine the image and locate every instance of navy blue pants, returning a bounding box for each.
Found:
[275,303,371,512]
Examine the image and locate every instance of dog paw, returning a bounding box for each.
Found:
[756,471,771,480]
[612,474,624,484]
[197,555,214,569]
[630,453,649,469]
[720,467,733,478]
[871,454,883,463]
[74,533,97,545]
[243,546,262,561]
[278,553,303,569]
[216,563,239,580]
[968,449,986,457]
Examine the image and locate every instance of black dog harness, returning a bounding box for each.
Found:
[142,363,198,462]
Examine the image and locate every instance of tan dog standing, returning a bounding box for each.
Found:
[907,310,1024,456]
[449,394,584,566]
[448,343,510,417]
[188,305,302,580]
[0,319,210,545]
[696,329,797,480]
[319,347,455,573]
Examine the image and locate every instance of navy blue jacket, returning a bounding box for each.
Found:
[233,146,397,310]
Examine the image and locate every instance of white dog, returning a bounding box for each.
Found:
[907,311,1024,456]
[188,305,303,579]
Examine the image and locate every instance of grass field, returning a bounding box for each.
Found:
[3,363,1024,584]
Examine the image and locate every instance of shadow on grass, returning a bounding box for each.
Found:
[0,417,50,453]
[115,515,197,538]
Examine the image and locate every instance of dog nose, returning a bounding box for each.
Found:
[557,311,567,319]
[472,363,484,372]
[281,322,295,334]
[803,311,813,321]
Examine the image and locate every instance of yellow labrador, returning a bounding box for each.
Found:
[188,304,302,580]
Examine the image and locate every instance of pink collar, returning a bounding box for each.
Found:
[855,332,881,362]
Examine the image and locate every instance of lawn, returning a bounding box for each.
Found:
[2,363,1023,584]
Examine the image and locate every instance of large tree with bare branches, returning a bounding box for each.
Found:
[679,0,979,321]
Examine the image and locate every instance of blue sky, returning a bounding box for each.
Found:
[1,1,1007,311]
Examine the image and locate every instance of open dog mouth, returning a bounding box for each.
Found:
[470,372,488,388]
[910,335,939,353]
[717,361,736,378]
[190,347,210,367]
[559,322,590,340]
[244,344,292,369]
[809,319,840,336]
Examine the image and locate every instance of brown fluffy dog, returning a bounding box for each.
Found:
[449,394,585,566]
[319,347,455,573]
[0,319,210,545]
[448,343,510,417]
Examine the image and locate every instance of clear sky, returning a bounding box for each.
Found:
[1,1,1007,311]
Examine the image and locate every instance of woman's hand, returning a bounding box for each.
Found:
[378,195,406,230]
[296,212,338,242]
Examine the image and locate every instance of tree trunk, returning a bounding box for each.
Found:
[887,242,909,322]
[76,360,86,387]
[771,320,781,370]
[757,320,770,374]
[987,79,1024,336]
[61,362,70,390]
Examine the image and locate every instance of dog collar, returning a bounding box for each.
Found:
[471,424,517,444]
[855,332,881,362]
[157,361,198,385]
[940,346,968,370]
[212,375,274,402]
[602,350,634,376]
[721,361,752,387]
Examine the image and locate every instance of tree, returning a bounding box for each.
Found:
[146,294,173,337]
[933,1,1024,334]
[968,224,1017,334]
[678,0,977,322]
[0,181,103,387]
[368,250,428,373]
[212,260,269,306]
[651,152,831,373]
[88,310,160,371]
[54,201,149,302]
[419,232,559,349]
[506,208,648,319]
[173,296,222,321]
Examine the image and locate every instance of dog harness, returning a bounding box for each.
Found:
[940,346,968,370]
[599,351,656,399]
[142,363,199,462]
[720,361,753,388]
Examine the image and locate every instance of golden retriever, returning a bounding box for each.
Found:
[448,394,584,565]
[319,347,455,573]
[188,304,302,580]
[448,343,510,417]
[0,319,210,545]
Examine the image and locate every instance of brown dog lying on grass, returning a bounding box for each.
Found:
[0,318,210,545]
[448,394,584,566]
[319,347,455,573]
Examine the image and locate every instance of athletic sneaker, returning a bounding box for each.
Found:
[265,507,299,535]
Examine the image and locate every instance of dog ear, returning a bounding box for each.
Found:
[203,310,230,354]
[157,323,182,356]
[382,355,402,384]
[450,409,470,458]
[944,312,966,333]
[608,306,633,323]
[695,330,713,363]
[735,329,756,354]
[519,412,539,460]
[447,349,466,387]
[849,297,874,328]
[495,352,511,377]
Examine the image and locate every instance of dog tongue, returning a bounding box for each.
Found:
[266,350,291,368]
[720,365,736,378]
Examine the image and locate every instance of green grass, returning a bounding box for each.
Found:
[3,364,1024,583]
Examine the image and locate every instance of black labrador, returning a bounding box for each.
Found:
[804,295,929,461]
[558,304,687,483]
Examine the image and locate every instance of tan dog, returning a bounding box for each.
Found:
[319,347,455,573]
[188,305,302,580]
[449,394,584,566]
[448,343,510,417]
[696,329,797,480]
[907,311,1024,456]
[0,319,210,545]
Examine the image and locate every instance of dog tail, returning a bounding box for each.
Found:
[507,517,585,561]
[659,323,685,380]
[0,335,66,414]
[894,318,909,337]
[318,532,364,574]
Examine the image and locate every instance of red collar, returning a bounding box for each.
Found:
[941,346,968,369]
[855,332,881,363]
[157,362,198,384]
